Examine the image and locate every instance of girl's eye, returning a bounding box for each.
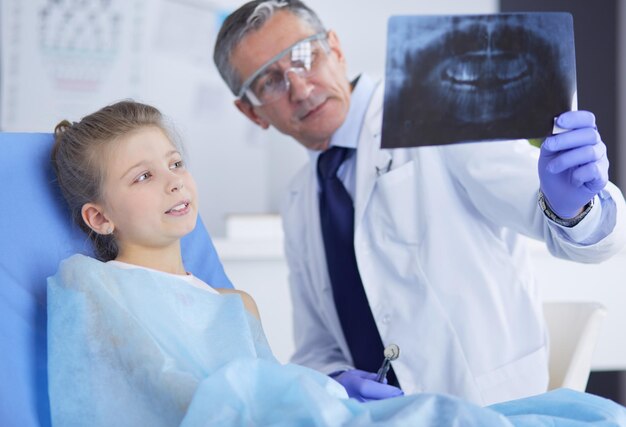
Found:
[135,172,152,183]
[170,160,185,170]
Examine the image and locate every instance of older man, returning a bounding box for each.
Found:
[213,0,626,405]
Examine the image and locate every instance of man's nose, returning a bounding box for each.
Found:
[285,68,313,102]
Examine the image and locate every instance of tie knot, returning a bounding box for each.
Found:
[317,146,353,180]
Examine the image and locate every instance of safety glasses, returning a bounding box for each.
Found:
[237,32,330,106]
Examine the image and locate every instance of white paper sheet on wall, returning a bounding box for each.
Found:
[153,0,218,66]
[0,0,148,132]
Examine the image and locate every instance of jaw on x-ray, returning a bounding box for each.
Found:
[381,13,577,148]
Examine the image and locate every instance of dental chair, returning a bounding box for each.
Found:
[0,132,233,427]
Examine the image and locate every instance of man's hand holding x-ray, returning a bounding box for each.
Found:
[539,110,609,221]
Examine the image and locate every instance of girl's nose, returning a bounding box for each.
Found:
[169,177,184,193]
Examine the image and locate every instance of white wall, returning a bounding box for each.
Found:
[0,0,496,236]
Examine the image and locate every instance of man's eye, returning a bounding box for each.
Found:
[256,73,281,95]
[170,160,185,170]
[135,172,152,182]
[292,59,306,69]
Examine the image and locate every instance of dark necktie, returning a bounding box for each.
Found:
[317,146,399,387]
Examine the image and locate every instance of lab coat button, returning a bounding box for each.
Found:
[381,314,391,324]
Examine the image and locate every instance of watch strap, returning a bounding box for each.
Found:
[537,190,594,228]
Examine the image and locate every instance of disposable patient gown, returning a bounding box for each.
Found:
[47,255,626,426]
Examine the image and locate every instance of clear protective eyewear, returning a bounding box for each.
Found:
[237,32,330,106]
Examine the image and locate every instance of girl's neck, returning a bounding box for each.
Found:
[114,242,186,275]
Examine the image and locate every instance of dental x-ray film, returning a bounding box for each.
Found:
[381,13,577,148]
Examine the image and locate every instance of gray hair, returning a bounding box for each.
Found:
[213,0,326,96]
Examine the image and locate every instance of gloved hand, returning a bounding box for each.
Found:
[330,369,404,402]
[538,110,609,219]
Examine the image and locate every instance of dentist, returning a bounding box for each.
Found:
[213,0,626,405]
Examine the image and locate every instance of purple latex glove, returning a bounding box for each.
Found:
[330,369,404,402]
[538,111,609,219]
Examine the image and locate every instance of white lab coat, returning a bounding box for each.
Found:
[281,82,626,406]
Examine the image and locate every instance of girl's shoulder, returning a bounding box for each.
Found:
[54,253,103,277]
[216,288,260,320]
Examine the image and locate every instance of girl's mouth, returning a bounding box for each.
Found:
[165,201,190,215]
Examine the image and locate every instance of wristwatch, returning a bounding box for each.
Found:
[537,190,594,228]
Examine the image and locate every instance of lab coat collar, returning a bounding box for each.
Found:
[353,80,390,229]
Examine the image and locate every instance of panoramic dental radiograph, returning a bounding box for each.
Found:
[381,13,577,148]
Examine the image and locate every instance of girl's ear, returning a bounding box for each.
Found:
[81,203,115,235]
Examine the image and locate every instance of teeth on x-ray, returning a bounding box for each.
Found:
[381,13,577,148]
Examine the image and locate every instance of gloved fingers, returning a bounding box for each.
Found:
[349,369,389,384]
[349,369,379,381]
[555,110,596,130]
[572,161,609,191]
[542,127,602,153]
[357,379,404,400]
[585,178,608,193]
[333,369,402,401]
[546,142,606,174]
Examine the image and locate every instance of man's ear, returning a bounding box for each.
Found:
[81,203,114,235]
[326,30,346,67]
[234,99,270,129]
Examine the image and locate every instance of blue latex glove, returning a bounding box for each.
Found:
[538,110,609,219]
[330,369,404,402]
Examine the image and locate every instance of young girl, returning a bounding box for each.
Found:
[48,101,626,427]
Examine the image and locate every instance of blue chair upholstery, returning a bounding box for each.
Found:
[0,132,233,426]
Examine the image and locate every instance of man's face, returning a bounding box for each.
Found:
[230,10,351,151]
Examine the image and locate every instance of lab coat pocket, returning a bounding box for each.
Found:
[475,345,549,405]
[370,160,423,245]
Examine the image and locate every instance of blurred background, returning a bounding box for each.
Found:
[2,0,625,403]
[3,0,623,237]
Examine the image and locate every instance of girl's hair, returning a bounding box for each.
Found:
[51,100,173,261]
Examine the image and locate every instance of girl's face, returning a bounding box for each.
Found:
[90,126,198,256]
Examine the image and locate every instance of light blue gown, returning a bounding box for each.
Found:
[47,255,626,426]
